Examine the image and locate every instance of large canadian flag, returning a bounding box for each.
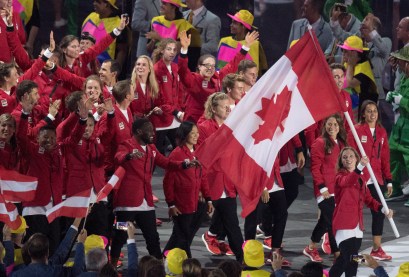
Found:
[0,194,22,229]
[0,167,38,202]
[46,189,91,223]
[95,166,125,203]
[196,30,346,217]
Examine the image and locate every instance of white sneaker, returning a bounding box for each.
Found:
[256,224,265,238]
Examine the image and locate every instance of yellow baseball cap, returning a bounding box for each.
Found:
[84,235,107,254]
[243,240,264,268]
[397,262,409,277]
[165,248,187,275]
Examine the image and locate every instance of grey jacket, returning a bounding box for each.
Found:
[183,7,221,56]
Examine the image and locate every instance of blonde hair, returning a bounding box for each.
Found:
[204,92,229,119]
[0,113,16,128]
[131,55,159,99]
[152,38,177,64]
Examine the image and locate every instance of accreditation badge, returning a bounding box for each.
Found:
[361,135,367,143]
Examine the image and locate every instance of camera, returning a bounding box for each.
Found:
[334,3,347,13]
[116,222,128,230]
[351,254,365,263]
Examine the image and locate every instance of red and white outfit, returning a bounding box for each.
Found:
[179,48,248,123]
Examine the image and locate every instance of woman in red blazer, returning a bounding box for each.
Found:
[178,30,259,123]
[0,113,18,170]
[329,147,393,277]
[163,121,213,257]
[347,100,393,260]
[129,55,161,121]
[151,39,184,155]
[303,114,346,262]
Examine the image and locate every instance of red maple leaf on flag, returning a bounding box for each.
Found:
[252,86,292,144]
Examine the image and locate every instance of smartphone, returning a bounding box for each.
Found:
[351,254,365,263]
[334,3,347,13]
[116,222,128,230]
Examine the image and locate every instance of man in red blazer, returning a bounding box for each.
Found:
[110,117,199,266]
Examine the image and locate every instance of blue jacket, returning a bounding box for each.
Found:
[127,241,139,277]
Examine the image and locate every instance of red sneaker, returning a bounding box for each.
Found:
[321,233,332,254]
[202,232,222,255]
[370,247,392,261]
[218,241,234,256]
[156,218,162,226]
[263,237,272,250]
[303,246,323,262]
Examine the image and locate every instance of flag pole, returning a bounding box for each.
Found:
[343,111,400,238]
[81,193,93,231]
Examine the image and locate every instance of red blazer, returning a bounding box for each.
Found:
[163,145,210,214]
[279,134,303,168]
[99,106,133,172]
[0,139,19,170]
[305,90,354,148]
[12,103,50,140]
[16,114,81,207]
[333,168,381,235]
[151,59,182,128]
[61,117,111,197]
[311,137,345,198]
[198,118,236,199]
[77,33,115,77]
[0,11,25,63]
[347,123,392,185]
[60,32,115,77]
[178,49,246,123]
[114,138,181,208]
[129,82,155,119]
[0,88,16,115]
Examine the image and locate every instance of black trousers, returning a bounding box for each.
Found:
[163,202,207,257]
[84,202,111,238]
[329,237,362,277]
[208,197,243,262]
[111,210,161,259]
[282,169,304,208]
[155,128,177,155]
[248,190,288,248]
[311,197,339,253]
[24,215,61,256]
[368,184,385,236]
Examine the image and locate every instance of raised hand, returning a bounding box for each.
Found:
[244,31,259,48]
[127,221,136,239]
[49,99,61,117]
[78,98,89,119]
[49,31,55,52]
[179,30,191,51]
[77,229,87,244]
[21,93,34,114]
[104,98,114,113]
[119,14,129,31]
